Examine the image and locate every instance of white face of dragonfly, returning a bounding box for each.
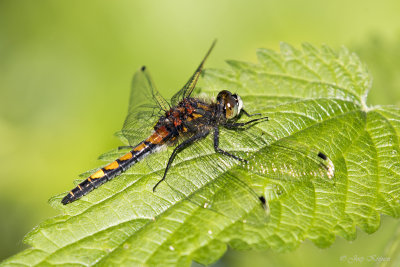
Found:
[234,94,243,114]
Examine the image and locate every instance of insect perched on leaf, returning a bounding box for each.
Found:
[62,41,334,208]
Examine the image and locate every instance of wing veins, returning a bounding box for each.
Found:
[171,40,217,105]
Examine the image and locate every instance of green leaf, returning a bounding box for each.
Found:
[2,43,400,267]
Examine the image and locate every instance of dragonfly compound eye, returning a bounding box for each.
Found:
[225,96,240,119]
[217,90,243,120]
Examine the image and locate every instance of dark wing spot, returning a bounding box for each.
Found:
[317,152,328,160]
[141,66,146,71]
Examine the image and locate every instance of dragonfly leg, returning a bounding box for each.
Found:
[223,116,269,129]
[241,109,261,117]
[153,130,210,192]
[213,126,247,162]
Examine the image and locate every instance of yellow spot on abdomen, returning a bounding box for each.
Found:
[104,161,119,170]
[91,169,105,179]
[119,152,133,161]
[134,143,147,152]
[197,104,210,110]
[192,113,203,119]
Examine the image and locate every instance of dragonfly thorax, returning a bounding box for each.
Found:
[216,90,243,120]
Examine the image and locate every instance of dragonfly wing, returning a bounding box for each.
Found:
[139,66,170,111]
[170,40,217,105]
[243,139,335,184]
[191,171,270,226]
[120,66,169,146]
[192,139,335,225]
[150,136,269,226]
[185,139,334,225]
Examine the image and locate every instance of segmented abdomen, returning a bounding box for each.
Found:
[61,126,171,205]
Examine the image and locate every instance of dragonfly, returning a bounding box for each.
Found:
[61,41,334,208]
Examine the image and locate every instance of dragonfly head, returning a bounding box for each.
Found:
[217,90,244,119]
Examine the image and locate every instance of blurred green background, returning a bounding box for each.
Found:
[1,1,400,266]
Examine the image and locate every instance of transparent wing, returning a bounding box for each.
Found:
[191,139,334,225]
[169,170,270,226]
[149,135,270,226]
[242,139,335,183]
[149,136,334,225]
[119,66,170,146]
[170,40,217,105]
